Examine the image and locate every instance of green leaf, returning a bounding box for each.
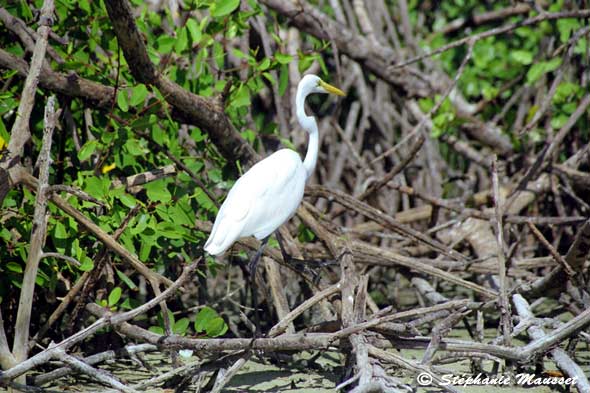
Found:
[526,63,545,85]
[117,89,129,112]
[205,317,228,337]
[174,317,190,335]
[280,138,296,151]
[156,35,176,54]
[0,117,10,148]
[54,221,67,240]
[78,0,90,13]
[6,262,22,273]
[145,181,172,203]
[118,193,138,208]
[124,138,147,156]
[210,0,240,17]
[78,257,94,272]
[298,53,315,73]
[232,84,250,107]
[149,326,164,335]
[557,18,580,43]
[510,50,533,65]
[168,197,194,226]
[195,187,215,211]
[232,48,248,59]
[553,82,580,103]
[155,221,185,239]
[84,177,108,200]
[278,64,289,96]
[175,26,188,53]
[186,19,202,44]
[194,306,218,333]
[527,58,562,85]
[130,84,148,107]
[116,269,137,290]
[551,114,569,129]
[258,57,270,71]
[544,57,562,72]
[78,140,98,162]
[274,53,293,65]
[108,287,122,307]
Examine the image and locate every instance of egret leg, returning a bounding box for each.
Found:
[247,236,270,275]
[248,236,269,337]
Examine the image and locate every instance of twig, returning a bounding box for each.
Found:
[513,294,590,392]
[352,240,497,298]
[32,344,157,386]
[268,283,341,337]
[331,300,471,341]
[54,347,139,393]
[527,222,576,277]
[210,356,249,393]
[358,134,424,201]
[491,156,511,348]
[436,4,532,35]
[47,184,107,207]
[520,305,590,361]
[6,0,55,157]
[390,182,584,225]
[13,96,57,369]
[368,346,459,393]
[40,252,81,267]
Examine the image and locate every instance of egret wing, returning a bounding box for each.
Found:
[204,149,302,254]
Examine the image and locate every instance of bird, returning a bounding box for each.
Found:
[204,74,345,271]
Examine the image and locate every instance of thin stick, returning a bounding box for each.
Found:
[54,347,139,393]
[268,283,341,337]
[491,156,512,349]
[6,0,55,157]
[527,222,576,277]
[13,96,57,366]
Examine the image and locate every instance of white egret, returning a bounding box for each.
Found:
[204,74,345,270]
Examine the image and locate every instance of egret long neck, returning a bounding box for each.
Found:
[303,127,318,180]
[296,87,319,180]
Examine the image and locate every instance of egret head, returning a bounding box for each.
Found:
[300,74,346,97]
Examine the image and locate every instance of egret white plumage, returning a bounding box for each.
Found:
[204,74,345,268]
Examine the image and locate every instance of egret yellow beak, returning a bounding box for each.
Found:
[319,80,346,96]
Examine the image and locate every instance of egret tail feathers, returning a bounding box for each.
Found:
[204,217,243,256]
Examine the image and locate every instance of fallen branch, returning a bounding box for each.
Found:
[0,260,197,384]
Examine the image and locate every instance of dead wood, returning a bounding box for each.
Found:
[2,0,590,392]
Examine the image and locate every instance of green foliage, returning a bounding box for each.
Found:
[0,0,334,342]
[148,310,192,336]
[194,306,228,337]
[421,0,589,156]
